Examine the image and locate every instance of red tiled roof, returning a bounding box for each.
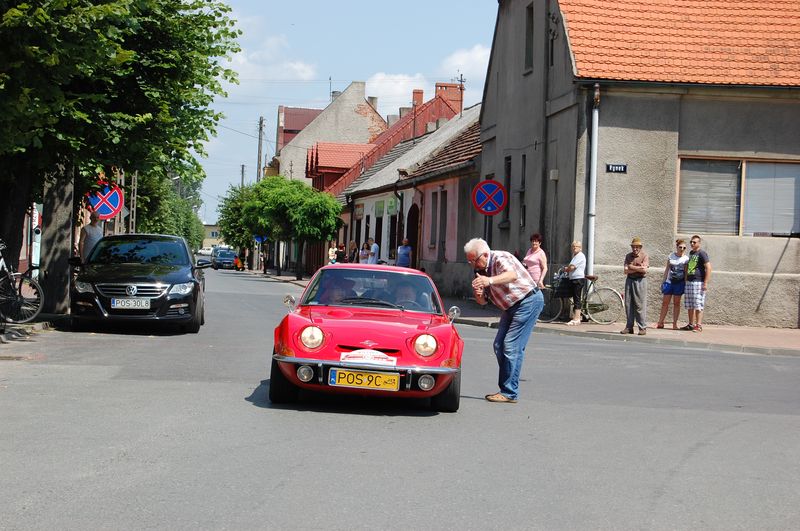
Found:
[407,121,481,179]
[312,143,374,169]
[559,0,800,86]
[283,107,323,131]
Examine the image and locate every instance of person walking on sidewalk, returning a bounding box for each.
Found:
[656,239,689,330]
[621,237,650,335]
[465,238,544,404]
[683,235,711,332]
[565,241,586,326]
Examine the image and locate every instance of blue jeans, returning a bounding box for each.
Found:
[493,289,544,400]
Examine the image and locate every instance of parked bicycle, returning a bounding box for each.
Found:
[538,268,624,324]
[0,239,44,324]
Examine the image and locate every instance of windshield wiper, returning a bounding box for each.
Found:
[339,297,401,309]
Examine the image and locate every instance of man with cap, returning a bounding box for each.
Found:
[621,237,649,335]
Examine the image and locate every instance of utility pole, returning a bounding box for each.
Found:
[241,164,245,188]
[256,116,264,182]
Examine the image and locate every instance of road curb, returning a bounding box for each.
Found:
[453,318,800,357]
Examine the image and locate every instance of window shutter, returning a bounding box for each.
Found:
[744,163,800,236]
[678,159,740,235]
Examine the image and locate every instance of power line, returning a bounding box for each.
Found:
[217,124,259,139]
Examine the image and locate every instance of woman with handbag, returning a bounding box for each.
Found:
[655,239,689,329]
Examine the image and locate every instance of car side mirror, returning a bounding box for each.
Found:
[68,256,82,267]
[195,259,212,269]
[284,294,296,312]
[448,305,461,322]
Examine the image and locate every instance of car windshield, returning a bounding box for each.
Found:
[303,268,442,313]
[88,238,189,266]
[217,251,235,259]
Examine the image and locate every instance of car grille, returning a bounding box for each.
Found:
[95,283,168,298]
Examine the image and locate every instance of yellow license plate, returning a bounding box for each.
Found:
[328,369,400,391]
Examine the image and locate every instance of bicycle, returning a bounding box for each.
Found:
[0,239,45,324]
[538,268,624,324]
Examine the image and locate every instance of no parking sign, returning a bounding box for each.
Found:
[472,179,507,216]
[86,182,125,220]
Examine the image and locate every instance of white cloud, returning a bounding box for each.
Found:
[440,44,490,106]
[366,73,431,118]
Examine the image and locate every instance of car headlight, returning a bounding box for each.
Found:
[75,281,93,294]
[169,282,194,295]
[414,334,438,357]
[300,326,324,349]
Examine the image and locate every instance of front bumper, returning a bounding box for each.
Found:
[71,291,196,322]
[273,354,459,396]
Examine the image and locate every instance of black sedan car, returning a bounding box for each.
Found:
[211,249,236,270]
[69,234,211,332]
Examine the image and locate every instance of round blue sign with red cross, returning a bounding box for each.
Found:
[86,182,125,220]
[472,179,507,216]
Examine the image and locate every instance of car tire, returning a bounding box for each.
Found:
[269,358,298,403]
[185,303,202,334]
[430,372,461,412]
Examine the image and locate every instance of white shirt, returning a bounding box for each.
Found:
[368,243,379,264]
[568,251,586,280]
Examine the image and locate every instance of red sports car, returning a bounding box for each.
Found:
[270,264,464,412]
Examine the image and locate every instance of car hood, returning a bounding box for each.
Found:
[78,263,191,284]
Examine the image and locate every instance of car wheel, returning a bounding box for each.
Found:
[200,300,205,325]
[269,358,298,403]
[430,372,460,412]
[184,305,202,334]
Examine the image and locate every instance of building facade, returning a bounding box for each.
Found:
[480,0,800,327]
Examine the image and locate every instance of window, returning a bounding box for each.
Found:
[678,158,800,236]
[388,215,397,259]
[430,191,439,245]
[524,3,534,71]
[519,155,527,228]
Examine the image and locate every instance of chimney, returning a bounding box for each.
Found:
[367,96,378,110]
[412,89,423,107]
[435,82,463,112]
[387,114,400,127]
[399,106,412,118]
[331,90,342,101]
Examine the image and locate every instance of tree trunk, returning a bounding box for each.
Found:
[40,166,75,314]
[295,240,304,280]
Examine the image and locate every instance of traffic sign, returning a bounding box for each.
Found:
[472,179,507,216]
[86,182,125,220]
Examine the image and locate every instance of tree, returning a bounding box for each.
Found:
[240,176,342,278]
[0,0,240,266]
[217,184,256,252]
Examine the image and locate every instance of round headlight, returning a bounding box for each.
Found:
[300,326,324,349]
[414,334,438,357]
[418,374,435,391]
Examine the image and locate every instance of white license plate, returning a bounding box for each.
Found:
[111,298,151,309]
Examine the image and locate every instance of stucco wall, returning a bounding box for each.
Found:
[277,81,385,183]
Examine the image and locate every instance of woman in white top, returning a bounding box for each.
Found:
[564,241,586,326]
[655,239,690,329]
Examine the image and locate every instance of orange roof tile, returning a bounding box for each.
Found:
[559,0,800,86]
[313,143,374,169]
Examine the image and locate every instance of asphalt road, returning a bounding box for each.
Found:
[1,269,799,530]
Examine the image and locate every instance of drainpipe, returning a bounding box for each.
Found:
[587,83,600,276]
[393,185,403,241]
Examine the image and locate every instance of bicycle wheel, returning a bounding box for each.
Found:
[0,273,44,324]
[538,287,564,323]
[586,287,624,324]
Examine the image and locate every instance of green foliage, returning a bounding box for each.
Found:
[135,172,203,249]
[217,183,257,251]
[0,0,241,254]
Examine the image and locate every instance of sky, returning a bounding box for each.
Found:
[199,0,498,224]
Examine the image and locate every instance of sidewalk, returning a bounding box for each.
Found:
[257,269,800,357]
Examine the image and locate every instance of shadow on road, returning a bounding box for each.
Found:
[53,320,189,337]
[246,379,439,417]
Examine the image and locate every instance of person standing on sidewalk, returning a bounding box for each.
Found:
[522,233,548,289]
[655,239,689,330]
[347,240,358,264]
[565,241,586,326]
[79,210,103,263]
[368,237,379,264]
[683,235,711,332]
[621,237,650,335]
[396,238,412,268]
[465,238,544,404]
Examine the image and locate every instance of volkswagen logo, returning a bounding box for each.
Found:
[126,285,138,296]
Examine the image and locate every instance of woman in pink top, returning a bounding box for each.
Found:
[522,233,548,289]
